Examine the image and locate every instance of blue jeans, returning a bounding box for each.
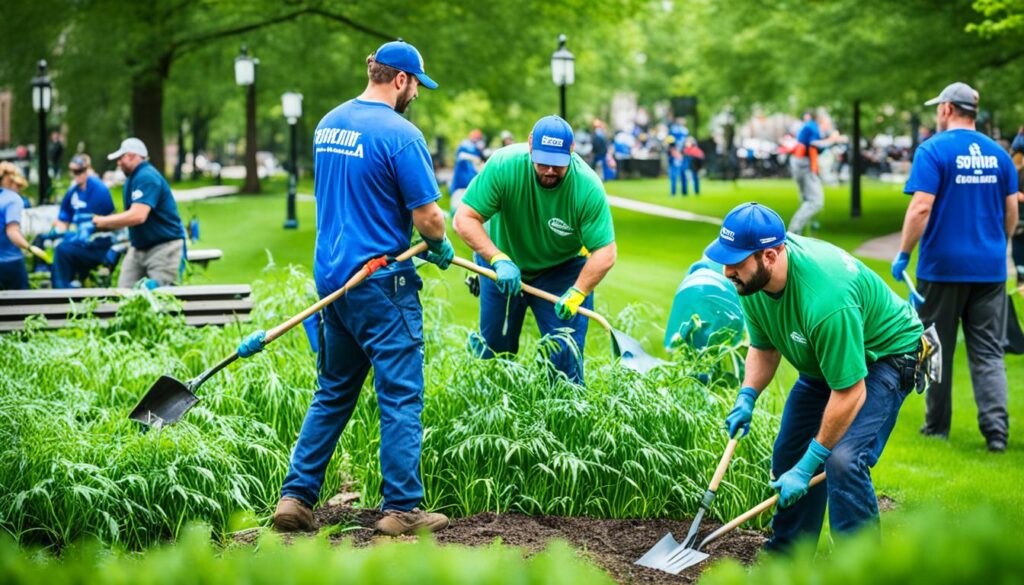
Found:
[52,238,113,288]
[475,254,593,384]
[766,360,910,551]
[0,258,28,290]
[669,164,686,196]
[281,267,425,511]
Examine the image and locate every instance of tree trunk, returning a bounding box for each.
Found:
[131,70,166,177]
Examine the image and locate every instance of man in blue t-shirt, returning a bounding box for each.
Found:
[93,138,184,287]
[893,82,1020,452]
[236,41,454,536]
[789,110,840,234]
[50,154,116,288]
[448,128,484,214]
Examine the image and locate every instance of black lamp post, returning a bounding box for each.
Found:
[235,45,260,193]
[551,34,575,121]
[31,60,52,205]
[281,92,302,229]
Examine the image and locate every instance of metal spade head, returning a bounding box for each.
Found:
[129,375,200,428]
[610,329,670,374]
[634,532,710,575]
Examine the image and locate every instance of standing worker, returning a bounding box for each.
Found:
[0,163,33,290]
[448,128,485,215]
[50,155,116,288]
[708,202,927,551]
[892,82,1018,452]
[454,115,617,385]
[237,40,454,536]
[93,138,185,288]
[788,110,839,235]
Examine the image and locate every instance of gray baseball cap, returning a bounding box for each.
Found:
[107,137,149,160]
[924,82,979,111]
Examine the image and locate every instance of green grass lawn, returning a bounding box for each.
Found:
[181,175,1023,539]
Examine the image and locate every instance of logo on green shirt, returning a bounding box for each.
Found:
[790,331,808,344]
[547,217,574,236]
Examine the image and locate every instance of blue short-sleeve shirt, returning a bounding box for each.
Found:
[312,99,440,295]
[0,188,26,263]
[904,129,1018,282]
[450,138,483,192]
[123,161,184,250]
[59,175,115,224]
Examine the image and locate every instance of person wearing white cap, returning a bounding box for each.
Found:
[892,82,1019,452]
[92,138,185,287]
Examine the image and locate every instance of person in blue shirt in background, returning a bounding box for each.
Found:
[93,138,185,288]
[590,118,609,178]
[893,82,1019,452]
[236,40,454,537]
[50,154,116,288]
[0,163,33,290]
[667,136,686,196]
[789,110,840,234]
[448,128,485,214]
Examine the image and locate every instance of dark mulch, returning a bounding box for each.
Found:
[235,502,766,584]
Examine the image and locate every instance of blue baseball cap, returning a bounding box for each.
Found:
[704,203,787,265]
[374,40,438,89]
[530,116,574,167]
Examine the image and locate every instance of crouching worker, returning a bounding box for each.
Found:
[235,41,454,536]
[454,115,616,385]
[707,202,929,551]
[51,155,116,288]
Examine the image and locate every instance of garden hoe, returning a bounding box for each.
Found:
[128,241,429,428]
[637,472,826,575]
[636,436,739,571]
[451,255,668,373]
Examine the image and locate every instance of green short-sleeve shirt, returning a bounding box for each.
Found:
[461,144,615,278]
[741,235,923,389]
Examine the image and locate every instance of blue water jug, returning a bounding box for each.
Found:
[665,259,745,351]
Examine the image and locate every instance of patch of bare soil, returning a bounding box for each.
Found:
[235,502,766,584]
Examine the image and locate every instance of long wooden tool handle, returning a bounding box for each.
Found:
[28,245,50,263]
[700,472,826,548]
[451,255,614,333]
[902,271,922,297]
[264,241,429,344]
[708,438,739,492]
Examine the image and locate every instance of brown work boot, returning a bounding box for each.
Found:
[374,508,449,536]
[272,497,315,532]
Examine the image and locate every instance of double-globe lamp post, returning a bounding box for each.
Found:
[281,92,303,229]
[234,45,260,194]
[551,34,575,121]
[31,60,52,206]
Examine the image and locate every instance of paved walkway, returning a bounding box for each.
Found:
[173,185,239,202]
[854,231,902,261]
[605,195,722,226]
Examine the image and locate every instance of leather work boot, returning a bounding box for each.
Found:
[374,508,450,536]
[272,497,315,532]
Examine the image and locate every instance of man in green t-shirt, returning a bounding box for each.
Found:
[705,202,924,551]
[454,116,616,384]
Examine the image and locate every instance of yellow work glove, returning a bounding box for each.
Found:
[555,286,586,321]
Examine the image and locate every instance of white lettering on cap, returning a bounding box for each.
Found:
[541,136,564,147]
[720,227,735,242]
[759,236,777,244]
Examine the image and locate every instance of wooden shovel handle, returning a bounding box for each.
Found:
[28,245,50,263]
[451,255,613,332]
[708,438,739,492]
[264,241,429,344]
[700,472,827,548]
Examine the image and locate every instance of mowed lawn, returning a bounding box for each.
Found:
[181,175,1024,537]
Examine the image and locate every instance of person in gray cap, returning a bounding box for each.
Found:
[892,82,1019,452]
[93,138,185,287]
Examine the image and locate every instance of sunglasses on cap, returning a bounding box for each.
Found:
[70,167,87,175]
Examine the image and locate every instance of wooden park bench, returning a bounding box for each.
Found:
[186,248,224,269]
[0,285,252,332]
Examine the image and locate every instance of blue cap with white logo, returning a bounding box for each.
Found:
[530,115,575,167]
[374,40,438,89]
[704,202,787,265]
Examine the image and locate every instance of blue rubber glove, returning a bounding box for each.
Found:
[238,330,267,358]
[71,221,95,244]
[491,253,521,296]
[891,251,910,281]
[423,234,454,270]
[769,439,831,508]
[725,386,759,438]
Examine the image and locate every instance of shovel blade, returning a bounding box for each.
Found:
[610,330,670,374]
[129,375,199,428]
[663,548,711,574]
[635,532,682,570]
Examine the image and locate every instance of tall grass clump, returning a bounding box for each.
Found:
[0,265,776,550]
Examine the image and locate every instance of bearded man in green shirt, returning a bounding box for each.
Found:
[706,202,926,551]
[454,116,616,384]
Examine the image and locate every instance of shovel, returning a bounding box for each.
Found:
[450,255,667,373]
[901,271,925,308]
[636,436,738,571]
[638,472,826,575]
[128,241,429,428]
